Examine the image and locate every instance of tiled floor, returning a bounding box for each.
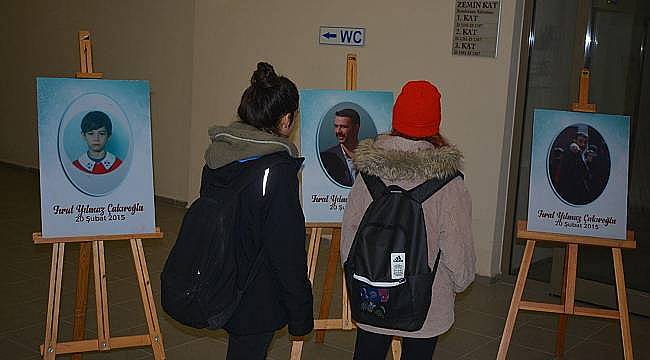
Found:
[2,163,649,359]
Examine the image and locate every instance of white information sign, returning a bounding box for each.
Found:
[452,0,501,57]
[319,26,365,46]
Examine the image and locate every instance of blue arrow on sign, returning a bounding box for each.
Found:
[322,32,337,39]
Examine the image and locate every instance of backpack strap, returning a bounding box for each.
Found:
[432,248,442,271]
[360,172,387,201]
[408,171,463,204]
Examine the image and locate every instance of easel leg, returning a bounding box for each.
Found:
[307,228,322,283]
[315,228,341,343]
[130,239,166,360]
[290,339,304,360]
[497,240,536,360]
[613,248,634,360]
[556,246,569,358]
[92,241,110,351]
[391,337,401,360]
[341,277,353,330]
[290,228,322,359]
[72,242,92,360]
[556,244,578,358]
[43,243,65,360]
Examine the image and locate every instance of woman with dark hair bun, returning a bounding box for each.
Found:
[203,62,313,359]
[235,62,300,133]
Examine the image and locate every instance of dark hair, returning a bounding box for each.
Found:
[335,108,360,126]
[237,62,299,132]
[391,130,449,148]
[81,111,112,136]
[575,131,588,139]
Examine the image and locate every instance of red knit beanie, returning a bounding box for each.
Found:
[392,80,441,138]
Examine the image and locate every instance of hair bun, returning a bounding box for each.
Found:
[251,62,278,89]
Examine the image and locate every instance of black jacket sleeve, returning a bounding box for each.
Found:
[260,161,314,336]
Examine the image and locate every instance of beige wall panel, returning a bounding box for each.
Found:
[191,0,522,276]
[1,1,194,201]
[2,0,523,275]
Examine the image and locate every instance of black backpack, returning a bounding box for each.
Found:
[344,171,461,331]
[160,154,283,329]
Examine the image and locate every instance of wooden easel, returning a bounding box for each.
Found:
[34,31,166,360]
[571,68,597,112]
[289,54,357,359]
[498,69,636,359]
[289,54,402,359]
[497,221,636,359]
[289,223,354,359]
[291,224,400,359]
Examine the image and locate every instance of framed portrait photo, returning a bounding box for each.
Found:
[300,90,393,222]
[37,77,156,237]
[527,109,630,240]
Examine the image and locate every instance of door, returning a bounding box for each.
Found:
[508,0,584,282]
[508,0,650,316]
[552,8,650,315]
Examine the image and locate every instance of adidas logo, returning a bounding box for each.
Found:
[393,256,403,262]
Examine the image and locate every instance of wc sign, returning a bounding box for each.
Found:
[319,26,365,46]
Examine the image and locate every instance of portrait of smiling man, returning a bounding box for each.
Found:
[320,108,360,187]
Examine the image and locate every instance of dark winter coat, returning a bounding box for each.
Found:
[203,121,314,336]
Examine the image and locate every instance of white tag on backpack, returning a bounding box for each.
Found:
[391,253,405,280]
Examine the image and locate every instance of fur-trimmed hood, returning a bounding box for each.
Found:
[353,135,463,181]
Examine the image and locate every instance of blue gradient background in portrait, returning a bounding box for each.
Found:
[37,77,155,237]
[527,109,629,239]
[300,90,393,222]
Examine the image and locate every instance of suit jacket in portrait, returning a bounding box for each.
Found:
[320,145,354,186]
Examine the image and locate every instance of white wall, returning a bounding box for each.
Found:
[1,0,524,276]
[0,0,195,201]
[191,0,523,276]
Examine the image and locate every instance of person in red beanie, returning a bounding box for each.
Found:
[340,80,476,359]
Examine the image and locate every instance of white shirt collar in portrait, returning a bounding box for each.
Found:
[78,151,117,172]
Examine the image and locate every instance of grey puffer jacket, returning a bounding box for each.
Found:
[341,134,476,338]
